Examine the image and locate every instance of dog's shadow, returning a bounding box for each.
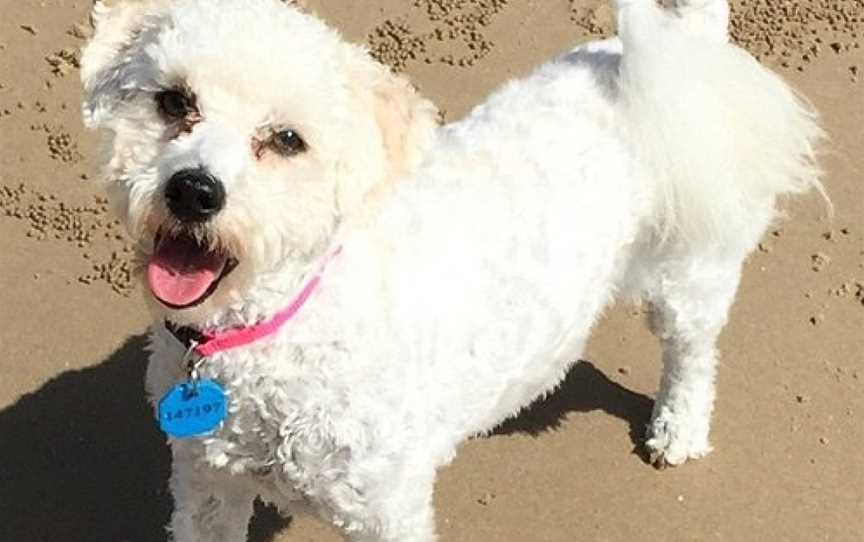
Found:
[492,360,653,454]
[0,338,651,541]
[0,335,288,542]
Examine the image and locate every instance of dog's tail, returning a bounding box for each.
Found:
[614,0,825,245]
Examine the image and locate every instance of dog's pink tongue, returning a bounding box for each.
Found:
[147,235,227,307]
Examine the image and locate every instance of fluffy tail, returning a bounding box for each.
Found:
[615,0,825,244]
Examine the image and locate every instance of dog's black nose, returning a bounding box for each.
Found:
[165,168,225,222]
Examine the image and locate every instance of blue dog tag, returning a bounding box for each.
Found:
[158,379,227,438]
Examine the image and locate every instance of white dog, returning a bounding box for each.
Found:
[81,0,823,540]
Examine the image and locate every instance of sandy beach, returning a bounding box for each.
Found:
[0,1,862,540]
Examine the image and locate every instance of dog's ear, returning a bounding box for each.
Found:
[354,59,440,182]
[375,70,439,181]
[81,0,167,128]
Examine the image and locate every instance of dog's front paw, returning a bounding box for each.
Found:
[644,408,712,468]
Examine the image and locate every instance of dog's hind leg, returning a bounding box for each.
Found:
[641,248,745,467]
[168,449,258,542]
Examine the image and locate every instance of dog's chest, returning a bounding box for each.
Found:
[148,335,363,496]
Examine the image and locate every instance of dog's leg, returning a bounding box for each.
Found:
[341,466,438,542]
[168,448,258,542]
[643,252,743,467]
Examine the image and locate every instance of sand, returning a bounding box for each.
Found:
[0,1,862,541]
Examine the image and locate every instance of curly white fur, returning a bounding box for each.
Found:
[81,0,824,540]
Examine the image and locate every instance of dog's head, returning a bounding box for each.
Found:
[82,0,437,324]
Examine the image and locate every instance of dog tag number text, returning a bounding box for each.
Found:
[158,379,227,438]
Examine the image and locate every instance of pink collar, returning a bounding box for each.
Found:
[166,247,341,357]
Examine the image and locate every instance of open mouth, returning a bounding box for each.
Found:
[146,230,238,309]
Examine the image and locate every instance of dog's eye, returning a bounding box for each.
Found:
[270,129,307,157]
[156,90,195,120]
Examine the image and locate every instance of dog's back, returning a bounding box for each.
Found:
[373,0,828,466]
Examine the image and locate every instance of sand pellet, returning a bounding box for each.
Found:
[368,0,509,72]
